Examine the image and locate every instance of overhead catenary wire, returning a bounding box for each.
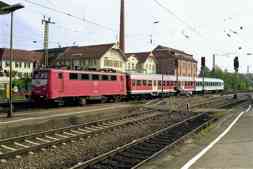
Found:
[152,0,202,36]
[22,0,117,33]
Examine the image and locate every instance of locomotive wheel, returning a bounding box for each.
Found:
[114,96,122,102]
[79,98,87,106]
[101,97,107,103]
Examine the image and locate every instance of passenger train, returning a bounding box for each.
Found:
[31,68,224,104]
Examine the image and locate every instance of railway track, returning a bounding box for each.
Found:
[69,112,214,169]
[0,109,169,161]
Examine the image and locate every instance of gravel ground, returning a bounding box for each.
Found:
[0,111,191,169]
[0,106,142,139]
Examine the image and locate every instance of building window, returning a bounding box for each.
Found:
[104,58,123,68]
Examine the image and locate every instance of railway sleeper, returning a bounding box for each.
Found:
[93,163,116,169]
[99,158,127,168]
[125,149,151,158]
[120,151,148,161]
[115,153,140,163]
[146,137,171,144]
[144,139,169,146]
[111,156,137,167]
[131,145,158,154]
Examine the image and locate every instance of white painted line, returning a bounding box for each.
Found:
[0,105,129,125]
[181,105,252,169]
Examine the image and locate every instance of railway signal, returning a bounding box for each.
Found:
[201,57,205,68]
[234,56,239,73]
[233,56,239,99]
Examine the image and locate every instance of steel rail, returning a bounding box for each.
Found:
[70,112,213,169]
[0,109,166,160]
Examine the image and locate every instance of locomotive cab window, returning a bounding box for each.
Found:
[69,73,78,80]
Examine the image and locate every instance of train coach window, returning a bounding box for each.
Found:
[143,80,147,86]
[69,73,78,80]
[154,80,157,86]
[148,80,152,86]
[158,81,162,86]
[92,74,100,80]
[81,74,89,80]
[102,75,109,81]
[163,81,166,86]
[132,80,136,86]
[58,73,63,79]
[137,80,141,86]
[111,75,117,81]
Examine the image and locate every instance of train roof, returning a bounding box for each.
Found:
[35,68,126,76]
[128,73,195,81]
[196,77,224,83]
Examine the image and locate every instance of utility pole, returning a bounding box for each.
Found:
[201,57,206,95]
[212,54,215,72]
[42,16,55,67]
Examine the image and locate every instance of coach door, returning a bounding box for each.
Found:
[152,80,158,92]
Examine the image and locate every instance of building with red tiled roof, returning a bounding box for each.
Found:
[125,52,157,74]
[0,48,43,78]
[41,43,127,72]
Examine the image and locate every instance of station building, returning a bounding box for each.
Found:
[46,43,127,73]
[0,48,42,78]
[153,45,198,79]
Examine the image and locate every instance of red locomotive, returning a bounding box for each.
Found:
[32,69,127,105]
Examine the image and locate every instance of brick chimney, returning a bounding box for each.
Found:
[119,0,125,53]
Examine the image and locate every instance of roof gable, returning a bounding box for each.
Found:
[57,43,116,60]
[126,52,155,64]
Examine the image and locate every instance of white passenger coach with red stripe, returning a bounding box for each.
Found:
[127,73,196,96]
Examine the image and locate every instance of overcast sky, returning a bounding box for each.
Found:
[1,0,253,73]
